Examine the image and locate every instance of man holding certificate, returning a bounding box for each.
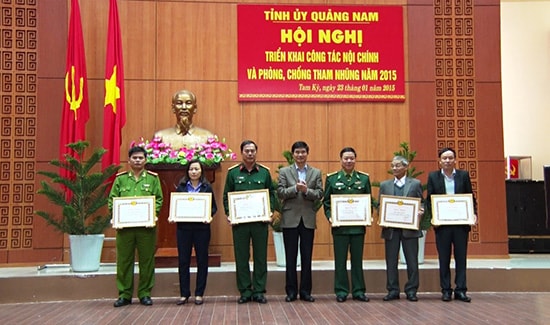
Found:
[323,147,371,303]
[427,147,477,303]
[223,140,276,304]
[109,146,163,308]
[276,141,323,303]
[379,156,424,302]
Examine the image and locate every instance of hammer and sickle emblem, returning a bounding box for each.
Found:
[65,65,84,119]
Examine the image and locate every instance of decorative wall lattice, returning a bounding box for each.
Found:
[434,0,479,241]
[0,0,37,250]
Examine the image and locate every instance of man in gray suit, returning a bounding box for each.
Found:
[277,141,323,302]
[379,156,424,302]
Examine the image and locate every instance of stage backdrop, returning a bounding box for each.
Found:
[0,0,507,264]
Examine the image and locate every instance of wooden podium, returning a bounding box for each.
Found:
[146,163,221,267]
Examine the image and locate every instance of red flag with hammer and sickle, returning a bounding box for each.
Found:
[60,0,89,182]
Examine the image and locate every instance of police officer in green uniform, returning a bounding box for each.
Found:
[109,146,163,308]
[323,147,371,303]
[223,140,275,304]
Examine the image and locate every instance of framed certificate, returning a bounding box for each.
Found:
[168,192,212,223]
[112,196,156,228]
[378,195,422,230]
[228,189,271,224]
[330,194,372,227]
[431,194,475,225]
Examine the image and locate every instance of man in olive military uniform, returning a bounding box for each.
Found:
[109,146,163,308]
[323,147,371,303]
[223,140,276,304]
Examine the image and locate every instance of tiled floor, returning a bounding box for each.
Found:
[0,292,549,325]
[0,254,549,324]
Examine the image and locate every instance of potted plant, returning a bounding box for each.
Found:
[35,141,121,272]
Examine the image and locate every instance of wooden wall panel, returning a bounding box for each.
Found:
[326,103,409,161]
[476,83,504,161]
[156,2,236,81]
[473,6,502,83]
[121,81,158,153]
[36,0,66,79]
[241,103,330,162]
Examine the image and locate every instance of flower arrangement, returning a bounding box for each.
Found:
[130,135,237,167]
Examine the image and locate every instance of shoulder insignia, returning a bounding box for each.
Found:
[116,171,128,176]
[356,170,370,176]
[257,163,270,170]
[146,170,158,176]
[326,171,338,177]
[228,163,241,170]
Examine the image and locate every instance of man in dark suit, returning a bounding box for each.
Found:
[277,141,323,303]
[379,156,424,302]
[426,147,477,303]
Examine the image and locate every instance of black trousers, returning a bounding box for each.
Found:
[282,219,315,297]
[176,224,211,297]
[435,225,469,293]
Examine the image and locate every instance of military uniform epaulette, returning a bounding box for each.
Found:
[257,163,270,170]
[326,171,338,177]
[116,171,129,176]
[356,170,369,176]
[146,170,158,176]
[228,163,241,170]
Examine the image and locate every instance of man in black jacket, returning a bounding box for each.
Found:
[426,147,477,303]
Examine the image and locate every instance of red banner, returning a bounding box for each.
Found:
[238,5,405,101]
[102,0,126,170]
[60,0,89,178]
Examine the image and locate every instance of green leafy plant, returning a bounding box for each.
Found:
[392,142,424,180]
[35,141,121,235]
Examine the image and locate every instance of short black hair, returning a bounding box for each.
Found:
[291,141,309,154]
[438,147,456,158]
[340,147,356,158]
[240,140,257,152]
[128,146,147,158]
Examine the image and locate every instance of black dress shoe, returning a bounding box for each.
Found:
[336,295,347,303]
[454,292,471,302]
[140,296,153,306]
[176,297,189,305]
[113,297,131,307]
[383,293,400,301]
[285,295,297,302]
[300,295,315,302]
[238,296,251,304]
[252,295,267,304]
[441,292,452,302]
[352,294,370,302]
[406,293,418,302]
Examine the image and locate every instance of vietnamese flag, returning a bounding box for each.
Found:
[102,0,126,171]
[60,0,89,180]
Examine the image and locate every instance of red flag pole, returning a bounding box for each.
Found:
[103,0,126,174]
